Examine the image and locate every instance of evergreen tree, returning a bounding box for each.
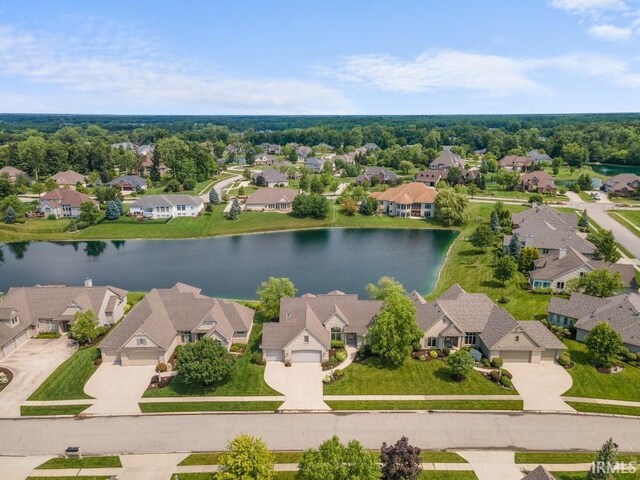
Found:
[3,206,16,224]
[115,198,124,216]
[105,200,121,220]
[508,232,521,258]
[588,229,621,263]
[588,438,618,480]
[490,210,500,233]
[209,188,220,204]
[226,198,241,220]
[578,209,590,232]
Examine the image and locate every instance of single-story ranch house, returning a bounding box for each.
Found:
[251,168,288,187]
[245,188,299,212]
[262,291,383,363]
[129,194,204,219]
[548,292,640,353]
[0,282,127,360]
[107,175,147,192]
[100,283,254,366]
[498,155,533,172]
[354,166,399,185]
[370,182,437,218]
[411,284,566,363]
[38,188,98,219]
[50,169,87,189]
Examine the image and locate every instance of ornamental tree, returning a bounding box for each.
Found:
[256,277,297,320]
[567,269,625,298]
[446,350,475,381]
[588,438,618,480]
[296,436,381,480]
[585,323,623,364]
[70,310,100,345]
[380,436,422,480]
[508,232,521,258]
[3,206,16,224]
[176,338,235,386]
[209,187,220,204]
[578,209,590,232]
[78,201,99,225]
[217,434,274,480]
[518,246,539,272]
[105,200,121,220]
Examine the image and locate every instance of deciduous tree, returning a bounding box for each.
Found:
[296,436,381,480]
[70,310,100,345]
[434,187,468,226]
[469,224,493,252]
[588,229,621,263]
[256,277,297,320]
[493,255,518,285]
[446,350,475,381]
[176,338,235,386]
[568,269,625,298]
[585,323,623,364]
[217,434,274,480]
[380,436,421,480]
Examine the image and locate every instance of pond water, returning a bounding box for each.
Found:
[590,163,640,177]
[0,228,457,298]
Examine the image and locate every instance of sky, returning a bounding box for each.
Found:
[0,0,640,115]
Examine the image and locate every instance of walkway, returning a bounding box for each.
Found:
[562,396,640,408]
[505,362,574,412]
[457,451,523,480]
[263,362,329,411]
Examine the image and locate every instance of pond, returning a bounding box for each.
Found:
[590,163,640,177]
[0,228,457,299]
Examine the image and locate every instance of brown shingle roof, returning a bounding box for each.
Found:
[370,182,437,204]
[50,170,86,185]
[498,155,533,168]
[523,466,557,480]
[40,188,97,208]
[245,188,299,206]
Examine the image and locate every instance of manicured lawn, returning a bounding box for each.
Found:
[36,456,122,469]
[326,400,523,411]
[609,211,640,238]
[515,452,640,464]
[551,473,639,480]
[143,324,279,397]
[562,340,640,402]
[418,472,478,480]
[420,451,468,463]
[28,347,100,401]
[126,291,146,308]
[139,401,282,413]
[180,451,304,466]
[568,402,640,417]
[20,404,91,416]
[578,191,596,202]
[26,477,111,480]
[323,355,518,395]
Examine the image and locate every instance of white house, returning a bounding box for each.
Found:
[129,195,204,219]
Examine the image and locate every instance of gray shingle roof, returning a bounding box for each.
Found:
[517,321,566,350]
[523,466,557,480]
[355,167,399,184]
[108,175,146,189]
[252,168,288,184]
[130,194,204,209]
[429,149,465,169]
[245,188,298,206]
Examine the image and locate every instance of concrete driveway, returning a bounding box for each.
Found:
[264,362,329,411]
[0,337,76,417]
[84,363,156,415]
[505,361,574,412]
[457,451,522,480]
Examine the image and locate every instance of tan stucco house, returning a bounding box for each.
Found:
[100,283,254,366]
[50,169,87,189]
[245,188,299,212]
[371,182,438,218]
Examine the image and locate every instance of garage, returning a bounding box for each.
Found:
[291,350,322,363]
[541,349,559,362]
[2,339,17,358]
[264,349,284,362]
[124,349,160,366]
[16,331,28,348]
[500,350,531,363]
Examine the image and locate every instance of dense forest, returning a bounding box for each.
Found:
[1,114,640,184]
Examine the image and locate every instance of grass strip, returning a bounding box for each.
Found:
[139,401,282,413]
[36,456,122,469]
[326,400,523,411]
[20,404,91,416]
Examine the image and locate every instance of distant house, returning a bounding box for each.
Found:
[429,148,465,171]
[370,182,437,218]
[140,156,169,176]
[129,195,204,219]
[0,166,30,183]
[527,150,552,163]
[296,146,312,159]
[354,166,399,185]
[473,148,488,155]
[415,169,444,187]
[251,169,289,187]
[519,171,557,194]
[110,142,136,151]
[304,157,326,173]
[50,170,87,189]
[136,144,154,156]
[260,143,282,155]
[548,292,640,353]
[245,188,299,212]
[605,173,640,197]
[254,154,278,166]
[0,282,127,360]
[363,143,380,152]
[108,175,147,192]
[100,283,254,366]
[262,291,382,363]
[411,285,566,363]
[38,188,97,219]
[314,143,334,151]
[530,246,638,291]
[498,156,533,172]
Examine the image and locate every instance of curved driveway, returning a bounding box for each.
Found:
[3,412,640,455]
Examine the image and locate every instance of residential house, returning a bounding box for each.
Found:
[548,292,640,353]
[503,205,595,257]
[50,170,87,189]
[474,148,488,155]
[110,142,136,151]
[527,150,552,163]
[605,173,640,197]
[498,156,534,172]
[522,466,557,480]
[254,154,278,166]
[107,175,147,192]
[411,285,566,363]
[296,145,312,159]
[261,291,383,363]
[136,144,154,156]
[370,182,438,218]
[129,194,204,219]
[519,171,557,194]
[140,156,169,176]
[0,166,30,183]
[0,282,127,360]
[38,188,97,219]
[530,246,638,291]
[100,283,254,366]
[415,169,445,187]
[304,157,326,173]
[260,143,282,155]
[251,168,289,187]
[354,166,400,185]
[314,143,334,151]
[245,188,299,212]
[429,148,465,171]
[363,143,380,152]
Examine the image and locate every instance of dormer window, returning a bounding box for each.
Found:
[136,337,147,346]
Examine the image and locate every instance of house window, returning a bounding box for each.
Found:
[556,281,565,290]
[136,337,147,346]
[427,337,437,347]
[331,327,342,341]
[303,335,309,344]
[541,249,550,255]
[579,272,585,277]
[515,335,520,342]
[465,333,477,345]
[181,333,191,343]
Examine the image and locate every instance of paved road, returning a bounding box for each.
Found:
[3,412,640,455]
[199,174,242,202]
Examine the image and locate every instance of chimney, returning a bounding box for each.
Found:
[84,278,93,287]
[558,247,567,259]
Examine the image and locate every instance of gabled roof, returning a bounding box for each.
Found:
[498,155,533,168]
[252,168,288,184]
[108,175,146,189]
[0,166,29,178]
[429,149,465,169]
[520,171,557,190]
[245,188,299,205]
[527,150,552,162]
[355,167,399,184]
[130,194,204,209]
[50,170,86,185]
[370,182,438,204]
[522,466,556,480]
[40,188,97,208]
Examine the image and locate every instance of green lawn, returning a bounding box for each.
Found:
[578,191,596,202]
[418,472,477,480]
[28,347,100,400]
[562,340,640,402]
[568,402,640,417]
[161,474,296,480]
[551,473,640,480]
[139,401,282,413]
[609,211,640,238]
[126,291,146,308]
[20,404,91,416]
[420,452,468,463]
[323,355,517,395]
[326,400,523,411]
[36,456,122,469]
[26,477,111,480]
[143,324,279,397]
[515,452,640,464]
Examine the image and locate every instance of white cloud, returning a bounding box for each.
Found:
[587,23,634,39]
[550,0,628,14]
[0,24,356,114]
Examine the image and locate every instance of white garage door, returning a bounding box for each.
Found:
[16,331,28,347]
[291,350,322,363]
[541,349,558,362]
[264,349,284,362]
[3,339,17,357]
[126,350,159,366]
[500,350,531,363]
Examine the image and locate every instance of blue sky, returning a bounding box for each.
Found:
[0,0,639,114]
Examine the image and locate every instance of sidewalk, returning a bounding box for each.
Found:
[562,396,640,407]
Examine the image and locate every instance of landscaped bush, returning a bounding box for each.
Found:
[626,352,637,362]
[500,376,512,387]
[532,287,553,295]
[469,349,483,362]
[602,361,613,370]
[0,372,7,384]
[251,352,265,366]
[429,350,438,359]
[489,370,501,382]
[481,357,490,367]
[412,341,422,352]
[558,354,571,367]
[418,354,427,361]
[501,369,513,379]
[47,214,56,220]
[491,357,503,368]
[332,369,344,380]
[230,343,247,353]
[442,348,451,357]
[335,350,347,362]
[497,296,510,304]
[322,375,332,384]
[155,363,168,373]
[331,340,344,349]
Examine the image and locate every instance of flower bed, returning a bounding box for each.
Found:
[0,367,14,393]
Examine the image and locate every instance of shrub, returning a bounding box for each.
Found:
[558,354,571,367]
[491,357,503,368]
[429,350,438,359]
[76,220,90,230]
[532,287,553,295]
[497,296,510,304]
[469,349,483,362]
[251,352,264,366]
[501,369,513,379]
[230,343,247,353]
[0,372,8,384]
[481,357,490,367]
[332,369,344,380]
[626,352,637,361]
[489,370,501,382]
[412,341,422,352]
[66,220,78,232]
[47,214,57,220]
[331,340,344,349]
[418,354,427,361]
[93,357,102,367]
[156,363,168,373]
[335,350,347,362]
[619,346,630,356]
[602,361,613,369]
[442,347,451,356]
[322,375,332,384]
[500,376,512,387]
